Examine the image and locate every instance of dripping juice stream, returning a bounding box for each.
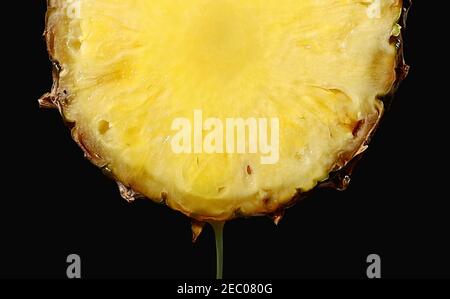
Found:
[210,221,225,279]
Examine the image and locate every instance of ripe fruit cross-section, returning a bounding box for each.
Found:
[41,0,408,221]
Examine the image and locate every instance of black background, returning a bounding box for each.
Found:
[1,1,448,279]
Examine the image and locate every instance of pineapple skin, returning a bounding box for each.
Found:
[40,0,410,222]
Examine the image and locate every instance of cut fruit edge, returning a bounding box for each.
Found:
[39,0,411,224]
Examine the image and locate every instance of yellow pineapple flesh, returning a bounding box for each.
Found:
[43,0,404,220]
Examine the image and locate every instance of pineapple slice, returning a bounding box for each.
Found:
[41,0,407,221]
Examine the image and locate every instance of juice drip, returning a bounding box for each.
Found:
[210,221,225,279]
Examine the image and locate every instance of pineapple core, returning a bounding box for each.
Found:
[46,0,402,220]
